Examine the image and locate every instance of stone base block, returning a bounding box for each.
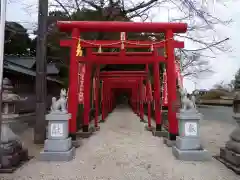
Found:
[144,125,154,132]
[44,138,72,152]
[99,120,105,123]
[76,130,94,138]
[72,140,81,148]
[0,149,29,172]
[225,140,240,154]
[220,147,240,166]
[176,136,201,150]
[94,126,100,131]
[89,126,100,132]
[215,156,240,175]
[163,138,175,147]
[152,130,168,137]
[172,146,211,161]
[88,126,97,132]
[140,118,147,123]
[39,147,75,161]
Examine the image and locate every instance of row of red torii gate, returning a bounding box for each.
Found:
[57,21,187,141]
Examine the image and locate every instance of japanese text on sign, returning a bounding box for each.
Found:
[78,64,85,104]
[185,122,197,136]
[50,123,64,137]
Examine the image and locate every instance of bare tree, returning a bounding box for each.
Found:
[49,0,162,20]
[179,52,213,78]
[170,0,231,79]
[45,0,232,78]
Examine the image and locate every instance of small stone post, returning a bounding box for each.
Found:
[218,91,240,174]
[39,89,75,161]
[172,92,211,161]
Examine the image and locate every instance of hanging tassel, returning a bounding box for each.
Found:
[76,39,83,56]
[98,45,102,53]
[150,44,154,51]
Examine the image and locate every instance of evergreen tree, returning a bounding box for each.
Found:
[234,69,240,90]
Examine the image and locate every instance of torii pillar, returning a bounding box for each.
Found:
[166,30,178,141]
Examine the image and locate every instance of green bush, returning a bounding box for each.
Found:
[200,90,226,100]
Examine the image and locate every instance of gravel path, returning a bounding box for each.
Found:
[2,107,239,180]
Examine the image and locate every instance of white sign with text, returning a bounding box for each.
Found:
[185,122,198,136]
[50,123,64,137]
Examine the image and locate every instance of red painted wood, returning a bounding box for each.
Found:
[60,39,184,48]
[94,66,100,128]
[166,30,178,136]
[103,78,144,82]
[145,65,152,128]
[100,75,148,79]
[93,52,154,56]
[62,21,186,137]
[79,56,164,64]
[153,61,161,127]
[57,21,187,33]
[101,81,105,122]
[139,78,144,121]
[68,28,79,134]
[100,71,147,74]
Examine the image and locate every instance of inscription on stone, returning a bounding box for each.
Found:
[185,122,197,136]
[50,123,64,137]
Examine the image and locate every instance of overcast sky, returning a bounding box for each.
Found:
[5,0,240,93]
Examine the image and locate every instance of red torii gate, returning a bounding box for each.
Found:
[99,70,153,124]
[101,76,146,121]
[104,80,139,113]
[108,82,140,114]
[57,21,187,141]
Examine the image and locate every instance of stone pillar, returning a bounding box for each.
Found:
[172,108,211,161]
[218,91,240,174]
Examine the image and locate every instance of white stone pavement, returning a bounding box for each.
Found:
[2,107,239,180]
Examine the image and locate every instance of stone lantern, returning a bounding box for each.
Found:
[1,78,26,119]
[0,78,29,172]
[172,90,211,161]
[218,90,240,174]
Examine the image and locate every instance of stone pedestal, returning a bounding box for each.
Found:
[76,124,95,138]
[144,125,155,132]
[218,113,240,174]
[152,127,168,138]
[140,118,147,123]
[163,138,176,147]
[39,113,75,161]
[172,109,211,161]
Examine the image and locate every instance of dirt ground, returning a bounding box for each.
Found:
[1,107,239,180]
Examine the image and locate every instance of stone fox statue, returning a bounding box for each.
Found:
[180,88,195,111]
[51,89,67,113]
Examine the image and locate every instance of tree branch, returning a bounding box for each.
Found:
[184,38,230,52]
[53,0,71,17]
[125,0,159,14]
[82,0,101,10]
[74,0,81,11]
